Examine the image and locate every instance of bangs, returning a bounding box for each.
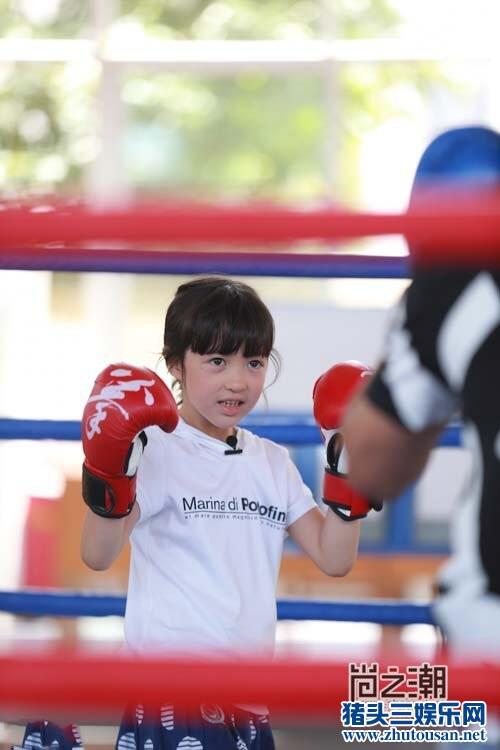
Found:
[187,289,274,358]
[163,277,281,399]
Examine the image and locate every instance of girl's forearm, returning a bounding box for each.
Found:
[80,508,131,570]
[318,511,360,576]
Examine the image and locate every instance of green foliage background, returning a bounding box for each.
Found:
[0,0,440,200]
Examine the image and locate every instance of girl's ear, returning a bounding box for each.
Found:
[168,358,183,382]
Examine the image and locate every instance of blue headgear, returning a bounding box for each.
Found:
[411,125,500,194]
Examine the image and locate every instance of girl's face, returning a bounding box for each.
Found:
[171,346,268,441]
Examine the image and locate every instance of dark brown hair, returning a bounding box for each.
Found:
[162,277,280,398]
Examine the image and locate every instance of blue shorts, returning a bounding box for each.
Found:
[116,704,275,750]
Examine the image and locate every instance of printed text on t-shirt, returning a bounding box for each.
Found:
[182,496,286,527]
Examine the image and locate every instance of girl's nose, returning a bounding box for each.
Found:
[226,379,246,393]
[225,367,247,392]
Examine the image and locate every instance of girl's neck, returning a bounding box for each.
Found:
[179,407,236,444]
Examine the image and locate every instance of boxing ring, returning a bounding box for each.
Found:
[1,197,499,726]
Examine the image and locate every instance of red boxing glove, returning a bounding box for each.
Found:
[313,361,382,521]
[82,363,178,518]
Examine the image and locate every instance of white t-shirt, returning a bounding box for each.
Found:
[124,418,316,657]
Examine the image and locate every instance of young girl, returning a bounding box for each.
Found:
[80,276,370,750]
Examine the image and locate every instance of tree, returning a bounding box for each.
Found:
[0,0,441,201]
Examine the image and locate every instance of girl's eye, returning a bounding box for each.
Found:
[249,359,265,369]
[209,357,225,366]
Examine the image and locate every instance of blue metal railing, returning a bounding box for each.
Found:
[0,413,458,556]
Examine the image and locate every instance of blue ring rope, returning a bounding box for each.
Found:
[0,417,461,447]
[0,250,409,279]
[0,589,434,625]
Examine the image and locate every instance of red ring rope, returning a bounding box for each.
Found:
[0,651,498,718]
[1,192,499,264]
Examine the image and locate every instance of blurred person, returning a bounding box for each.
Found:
[342,125,500,662]
[343,125,500,750]
[10,721,84,750]
[79,277,378,750]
